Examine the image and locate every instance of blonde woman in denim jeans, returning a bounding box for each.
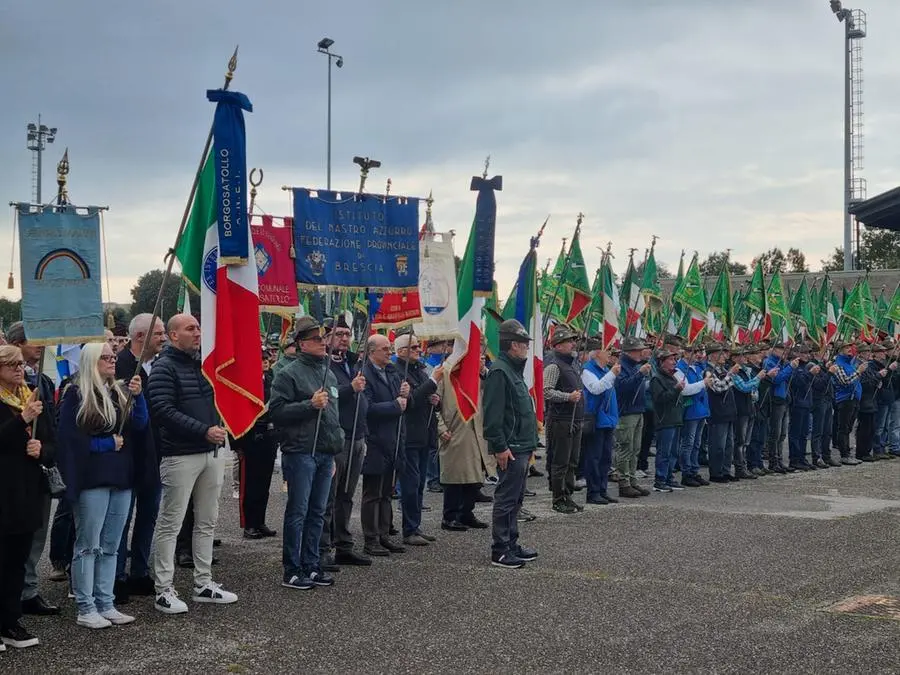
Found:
[58,342,148,629]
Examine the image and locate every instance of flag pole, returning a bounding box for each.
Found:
[118,48,239,433]
[541,236,572,334]
[345,299,373,493]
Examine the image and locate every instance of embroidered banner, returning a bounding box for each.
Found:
[408,233,458,336]
[207,89,253,264]
[17,205,105,345]
[251,215,299,314]
[292,190,419,291]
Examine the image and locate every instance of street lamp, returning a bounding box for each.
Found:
[317,37,343,190]
[26,115,57,204]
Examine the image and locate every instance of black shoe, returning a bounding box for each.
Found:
[334,550,373,566]
[859,455,876,463]
[681,475,701,487]
[708,476,730,484]
[258,524,278,537]
[460,516,489,529]
[320,551,341,573]
[517,508,538,522]
[0,622,39,649]
[309,570,335,587]
[586,495,610,505]
[426,484,444,494]
[514,545,538,561]
[177,553,195,569]
[771,465,788,474]
[694,475,711,486]
[128,576,156,596]
[552,499,578,514]
[363,543,390,557]
[415,530,437,542]
[475,490,493,503]
[524,488,537,497]
[113,579,131,605]
[213,539,222,548]
[726,474,740,482]
[21,595,60,616]
[388,526,400,536]
[784,465,797,473]
[528,466,544,478]
[243,528,265,540]
[421,505,432,511]
[441,520,469,532]
[599,492,619,503]
[565,496,584,512]
[491,552,526,569]
[379,538,406,553]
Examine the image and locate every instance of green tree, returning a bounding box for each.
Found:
[130,270,198,323]
[0,298,22,332]
[751,247,807,274]
[699,251,748,277]
[820,228,900,271]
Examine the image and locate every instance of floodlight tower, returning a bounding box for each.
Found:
[26,115,57,204]
[829,1,867,270]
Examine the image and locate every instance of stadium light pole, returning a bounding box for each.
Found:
[317,37,344,190]
[26,115,57,204]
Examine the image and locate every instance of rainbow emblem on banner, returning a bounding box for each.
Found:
[34,248,91,280]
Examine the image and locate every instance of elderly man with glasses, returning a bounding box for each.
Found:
[393,332,444,547]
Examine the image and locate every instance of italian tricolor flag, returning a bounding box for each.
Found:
[175,155,264,438]
[503,245,544,425]
[449,224,485,422]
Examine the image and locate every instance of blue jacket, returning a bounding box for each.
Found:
[677,359,709,420]
[615,354,647,416]
[833,354,862,403]
[762,354,793,400]
[789,364,814,410]
[582,359,619,429]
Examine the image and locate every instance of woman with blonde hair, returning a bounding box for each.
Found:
[0,344,52,650]
[58,341,147,629]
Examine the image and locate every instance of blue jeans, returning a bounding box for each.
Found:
[680,419,703,477]
[399,445,430,537]
[654,426,680,484]
[811,400,832,460]
[890,400,900,454]
[426,446,440,488]
[49,498,74,568]
[748,416,768,469]
[583,428,614,499]
[708,422,734,479]
[282,452,334,580]
[874,402,891,453]
[788,407,811,464]
[116,481,161,581]
[72,488,132,615]
[491,453,528,557]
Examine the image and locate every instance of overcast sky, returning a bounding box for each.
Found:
[3,0,900,303]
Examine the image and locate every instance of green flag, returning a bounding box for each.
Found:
[886,282,900,325]
[789,277,819,342]
[708,266,734,339]
[672,254,707,343]
[765,270,793,340]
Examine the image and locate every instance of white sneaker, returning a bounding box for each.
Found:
[155,588,188,614]
[99,608,135,625]
[574,478,587,489]
[232,488,240,499]
[635,469,648,479]
[0,642,6,652]
[193,581,238,604]
[76,612,112,629]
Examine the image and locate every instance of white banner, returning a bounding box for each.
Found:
[411,233,459,339]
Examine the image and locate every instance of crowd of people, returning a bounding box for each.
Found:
[0,309,897,650]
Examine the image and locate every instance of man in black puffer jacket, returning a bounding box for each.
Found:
[393,332,443,546]
[148,314,238,615]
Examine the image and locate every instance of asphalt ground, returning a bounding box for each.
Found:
[2,454,898,674]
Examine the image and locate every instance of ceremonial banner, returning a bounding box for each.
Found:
[409,233,458,337]
[292,190,419,291]
[17,205,105,345]
[208,89,251,264]
[251,215,299,314]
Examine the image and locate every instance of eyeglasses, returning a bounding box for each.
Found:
[0,361,25,369]
[302,336,325,343]
[99,355,117,362]
[333,330,351,338]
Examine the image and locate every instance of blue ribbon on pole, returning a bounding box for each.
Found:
[469,175,502,296]
[206,89,253,263]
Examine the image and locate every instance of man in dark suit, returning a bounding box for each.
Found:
[114,313,166,601]
[360,334,409,557]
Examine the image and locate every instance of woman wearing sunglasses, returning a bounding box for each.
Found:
[58,342,147,629]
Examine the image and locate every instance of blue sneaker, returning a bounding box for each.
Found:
[666,480,686,491]
[308,570,334,587]
[514,546,538,562]
[282,575,314,591]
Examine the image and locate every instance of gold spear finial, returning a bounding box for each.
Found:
[482,155,490,180]
[385,178,392,199]
[576,212,585,228]
[425,190,434,215]
[226,46,239,86]
[56,148,70,206]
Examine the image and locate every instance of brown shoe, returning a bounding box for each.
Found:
[618,481,641,499]
[631,483,651,497]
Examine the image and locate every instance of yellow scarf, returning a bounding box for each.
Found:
[0,383,34,412]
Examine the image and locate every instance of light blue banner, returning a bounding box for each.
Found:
[17,206,105,345]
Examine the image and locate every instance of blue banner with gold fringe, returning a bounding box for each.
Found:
[17,205,105,345]
[292,189,419,291]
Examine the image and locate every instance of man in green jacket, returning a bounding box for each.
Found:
[269,317,344,591]
[482,319,539,570]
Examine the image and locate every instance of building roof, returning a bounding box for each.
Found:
[849,186,900,232]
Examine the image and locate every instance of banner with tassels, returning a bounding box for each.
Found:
[16,204,105,345]
[251,214,299,314]
[292,189,420,292]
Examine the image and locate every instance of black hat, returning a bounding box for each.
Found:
[551,325,579,346]
[583,335,604,352]
[772,341,787,349]
[706,343,728,354]
[292,316,323,342]
[322,315,350,334]
[795,344,811,355]
[499,319,531,343]
[655,347,678,361]
[620,336,646,352]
